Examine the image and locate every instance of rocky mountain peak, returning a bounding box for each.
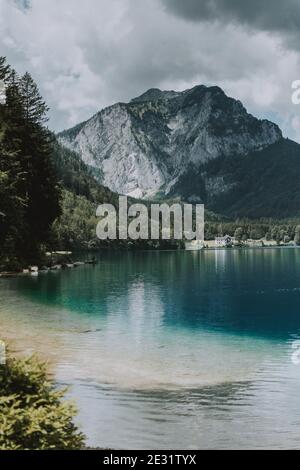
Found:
[58,85,283,199]
[130,88,181,103]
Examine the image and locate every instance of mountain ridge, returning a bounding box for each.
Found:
[57,84,300,218]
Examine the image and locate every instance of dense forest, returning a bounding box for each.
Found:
[0,57,61,269]
[1,57,300,272]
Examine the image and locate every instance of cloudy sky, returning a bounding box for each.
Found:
[1,0,300,140]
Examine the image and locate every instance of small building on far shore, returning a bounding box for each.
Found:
[215,235,235,247]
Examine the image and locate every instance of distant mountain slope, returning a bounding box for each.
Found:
[169,139,300,218]
[58,85,300,218]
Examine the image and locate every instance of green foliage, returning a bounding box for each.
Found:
[19,72,49,125]
[234,227,243,243]
[0,56,10,80]
[205,218,299,244]
[0,355,84,450]
[51,190,98,250]
[51,190,182,251]
[249,227,265,240]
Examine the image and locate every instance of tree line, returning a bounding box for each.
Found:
[0,57,61,269]
[205,221,300,245]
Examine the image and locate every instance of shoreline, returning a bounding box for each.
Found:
[0,244,299,278]
[203,244,299,251]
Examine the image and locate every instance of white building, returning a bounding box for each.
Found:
[215,235,234,247]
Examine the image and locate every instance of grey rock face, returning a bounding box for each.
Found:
[58,85,282,199]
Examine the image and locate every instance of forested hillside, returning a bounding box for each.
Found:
[50,141,122,251]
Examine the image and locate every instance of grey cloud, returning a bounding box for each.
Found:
[161,0,300,36]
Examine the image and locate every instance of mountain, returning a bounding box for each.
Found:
[58,85,300,218]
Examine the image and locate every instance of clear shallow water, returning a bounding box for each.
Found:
[1,249,300,449]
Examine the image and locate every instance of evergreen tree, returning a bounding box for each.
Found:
[0,58,61,266]
[0,56,10,81]
[19,72,49,125]
[0,144,27,265]
[16,72,61,259]
[0,58,27,266]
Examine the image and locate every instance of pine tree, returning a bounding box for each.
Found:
[0,60,27,266]
[0,58,61,266]
[0,56,10,81]
[15,72,61,260]
[19,72,49,125]
[0,143,27,266]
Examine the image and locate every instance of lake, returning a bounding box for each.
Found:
[1,248,300,449]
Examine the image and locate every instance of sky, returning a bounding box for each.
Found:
[1,0,300,140]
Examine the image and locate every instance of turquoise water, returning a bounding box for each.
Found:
[1,248,300,449]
